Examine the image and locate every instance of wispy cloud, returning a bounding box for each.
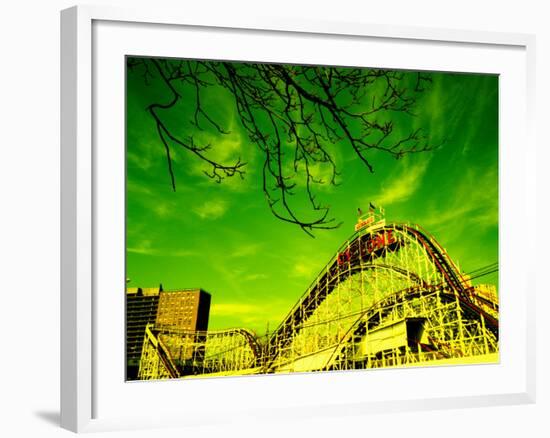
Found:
[127,150,154,171]
[290,259,319,280]
[148,198,189,221]
[189,134,241,174]
[242,273,268,282]
[192,198,229,220]
[152,201,172,218]
[374,158,430,206]
[229,243,262,258]
[127,240,196,257]
[189,127,256,193]
[288,160,340,193]
[127,181,193,222]
[127,180,153,196]
[422,167,498,232]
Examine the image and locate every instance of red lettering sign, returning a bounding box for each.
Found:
[338,230,397,266]
[386,230,396,245]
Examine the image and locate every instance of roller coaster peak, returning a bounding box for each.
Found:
[355,206,385,233]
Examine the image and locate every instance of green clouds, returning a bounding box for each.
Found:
[192,198,229,220]
[373,157,431,206]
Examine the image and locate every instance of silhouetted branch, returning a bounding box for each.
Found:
[128,58,436,236]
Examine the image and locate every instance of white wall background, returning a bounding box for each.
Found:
[0,1,547,437]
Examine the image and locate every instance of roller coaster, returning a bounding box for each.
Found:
[138,210,499,380]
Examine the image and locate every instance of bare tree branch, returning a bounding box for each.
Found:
[128,58,437,236]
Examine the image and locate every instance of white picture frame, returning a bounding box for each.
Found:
[60,5,536,433]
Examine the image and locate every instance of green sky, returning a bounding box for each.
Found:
[126,59,498,336]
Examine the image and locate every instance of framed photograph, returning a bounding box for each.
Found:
[61,5,536,433]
